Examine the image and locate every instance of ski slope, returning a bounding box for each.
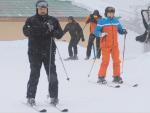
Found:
[0,30,150,112]
[61,0,149,17]
[61,0,150,34]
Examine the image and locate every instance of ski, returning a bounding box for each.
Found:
[88,80,120,88]
[44,100,69,112]
[64,58,78,61]
[106,83,120,88]
[119,82,138,88]
[64,58,72,61]
[51,104,69,112]
[30,105,47,113]
[22,102,47,113]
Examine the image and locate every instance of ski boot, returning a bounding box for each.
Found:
[93,56,96,60]
[73,54,78,60]
[50,98,59,106]
[27,98,36,106]
[84,56,89,60]
[112,76,123,84]
[96,54,101,59]
[97,77,107,84]
[64,56,74,61]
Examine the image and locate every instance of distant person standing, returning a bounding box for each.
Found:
[23,0,63,106]
[136,9,150,43]
[63,16,85,60]
[85,10,102,60]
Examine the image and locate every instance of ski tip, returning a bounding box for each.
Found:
[115,85,120,88]
[61,109,69,112]
[40,109,47,112]
[133,84,138,87]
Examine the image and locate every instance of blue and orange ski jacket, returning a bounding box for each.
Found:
[95,17,124,48]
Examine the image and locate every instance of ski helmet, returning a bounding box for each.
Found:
[105,7,115,17]
[36,0,48,15]
[93,10,100,16]
[36,0,48,8]
[68,16,74,22]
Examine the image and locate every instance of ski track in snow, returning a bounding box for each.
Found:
[0,30,150,112]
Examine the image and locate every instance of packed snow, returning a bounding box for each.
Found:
[0,30,150,112]
[0,0,150,112]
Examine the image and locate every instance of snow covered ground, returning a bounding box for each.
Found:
[0,1,150,112]
[0,29,150,112]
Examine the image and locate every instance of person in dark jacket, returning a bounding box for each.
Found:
[63,16,85,60]
[23,0,63,106]
[136,9,150,42]
[85,10,102,60]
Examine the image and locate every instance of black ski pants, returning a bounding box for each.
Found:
[68,37,80,57]
[27,50,58,99]
[86,34,101,58]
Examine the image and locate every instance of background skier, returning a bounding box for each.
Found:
[136,8,150,42]
[63,16,85,60]
[95,7,127,84]
[85,10,102,60]
[23,0,63,106]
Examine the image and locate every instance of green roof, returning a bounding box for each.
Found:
[0,0,90,17]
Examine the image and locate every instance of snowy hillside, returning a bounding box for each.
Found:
[60,0,150,34]
[61,0,149,17]
[0,29,150,112]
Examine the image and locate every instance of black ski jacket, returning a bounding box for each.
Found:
[23,14,63,54]
[63,21,84,41]
[141,11,149,30]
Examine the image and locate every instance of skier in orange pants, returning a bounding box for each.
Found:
[95,7,127,84]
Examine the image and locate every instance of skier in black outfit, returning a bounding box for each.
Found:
[23,0,63,106]
[63,16,85,60]
[136,10,150,42]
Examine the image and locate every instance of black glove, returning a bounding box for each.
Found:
[23,25,32,37]
[43,21,54,32]
[47,23,54,32]
[122,29,127,34]
[82,38,85,42]
[44,22,54,36]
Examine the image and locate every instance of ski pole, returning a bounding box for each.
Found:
[82,24,87,31]
[121,34,127,75]
[48,36,53,83]
[92,43,96,59]
[47,22,70,81]
[46,37,53,98]
[88,44,96,78]
[55,43,70,81]
[88,57,96,78]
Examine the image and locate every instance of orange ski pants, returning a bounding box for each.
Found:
[98,46,121,77]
